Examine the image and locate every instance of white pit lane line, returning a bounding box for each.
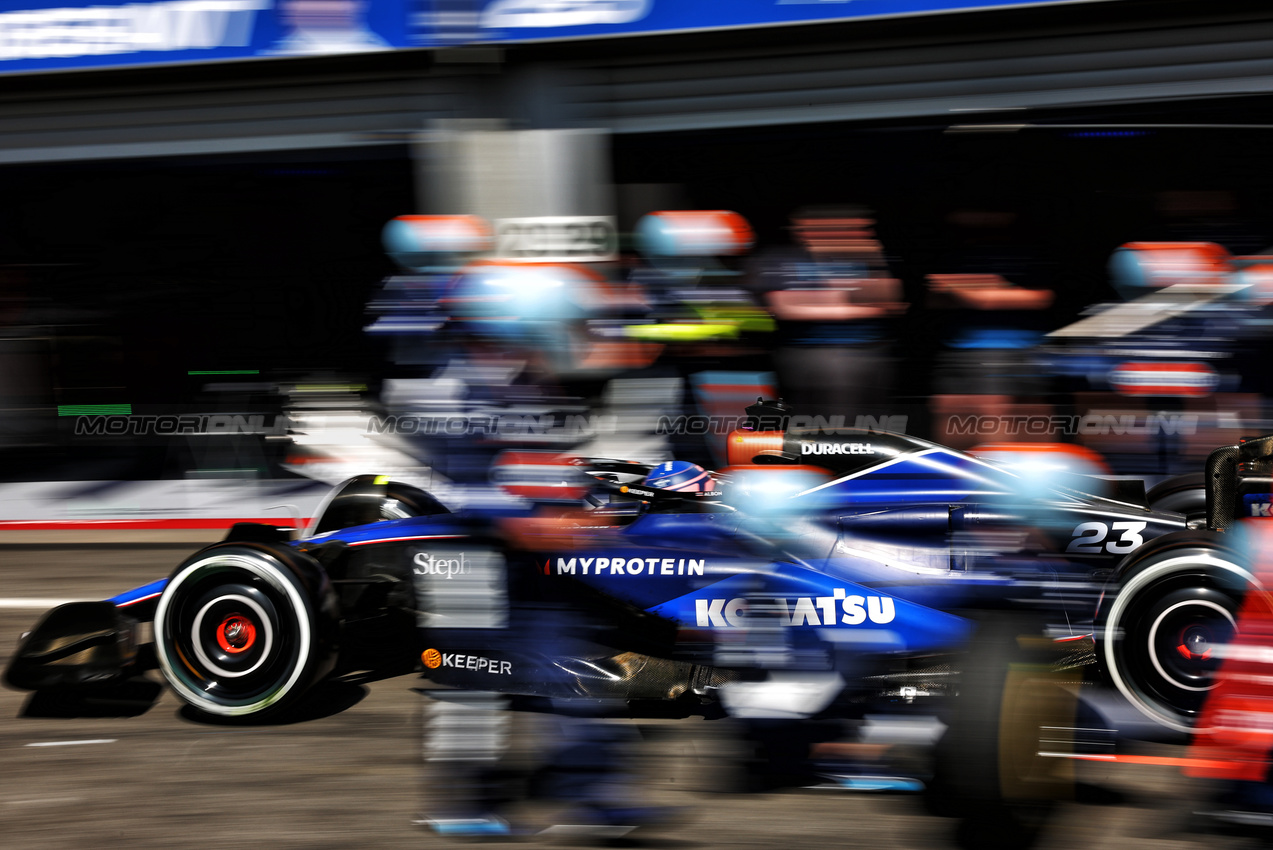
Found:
[0,598,92,609]
[25,739,117,748]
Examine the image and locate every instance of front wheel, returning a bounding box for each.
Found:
[154,543,339,718]
[1098,533,1252,733]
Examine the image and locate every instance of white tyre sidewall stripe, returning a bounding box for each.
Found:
[1103,552,1256,733]
[155,553,312,717]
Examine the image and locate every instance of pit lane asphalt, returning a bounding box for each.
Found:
[0,544,1258,850]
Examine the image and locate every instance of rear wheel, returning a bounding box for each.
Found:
[1145,472,1207,523]
[1099,534,1252,732]
[154,543,338,718]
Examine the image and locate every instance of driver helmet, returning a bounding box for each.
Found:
[643,460,716,493]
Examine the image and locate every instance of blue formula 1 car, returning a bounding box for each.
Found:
[5,400,1263,743]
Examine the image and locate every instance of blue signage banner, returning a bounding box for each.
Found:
[0,0,1112,75]
[416,0,1116,46]
[0,0,412,75]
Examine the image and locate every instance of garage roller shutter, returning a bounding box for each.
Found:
[0,65,468,163]
[560,14,1273,132]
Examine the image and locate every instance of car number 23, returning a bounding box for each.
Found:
[1065,520,1148,555]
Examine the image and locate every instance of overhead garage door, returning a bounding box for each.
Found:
[547,4,1273,132]
[0,58,472,164]
[2,2,1273,160]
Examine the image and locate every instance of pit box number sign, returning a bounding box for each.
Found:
[494,216,618,262]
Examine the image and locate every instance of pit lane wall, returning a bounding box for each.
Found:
[0,479,329,543]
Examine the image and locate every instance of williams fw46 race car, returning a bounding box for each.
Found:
[6,400,1268,840]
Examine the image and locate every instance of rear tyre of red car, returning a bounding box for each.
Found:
[154,542,339,718]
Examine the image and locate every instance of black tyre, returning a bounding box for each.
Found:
[1098,532,1253,733]
[930,615,1077,850]
[154,542,339,718]
[306,474,448,537]
[1145,472,1207,522]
